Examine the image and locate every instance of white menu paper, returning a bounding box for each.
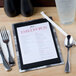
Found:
[17,22,58,65]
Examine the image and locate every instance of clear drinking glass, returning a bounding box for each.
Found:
[55,0,76,24]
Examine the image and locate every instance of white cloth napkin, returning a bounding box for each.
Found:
[0,30,14,63]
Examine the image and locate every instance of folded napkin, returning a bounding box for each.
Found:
[0,30,14,63]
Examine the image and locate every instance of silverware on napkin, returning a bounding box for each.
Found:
[0,43,11,71]
[0,26,15,66]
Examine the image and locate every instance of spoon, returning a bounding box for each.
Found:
[64,35,73,73]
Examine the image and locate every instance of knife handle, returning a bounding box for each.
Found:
[0,49,11,71]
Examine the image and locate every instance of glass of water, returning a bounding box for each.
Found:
[55,0,76,24]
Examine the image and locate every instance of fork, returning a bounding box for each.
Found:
[0,26,15,66]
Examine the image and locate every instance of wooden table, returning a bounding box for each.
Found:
[0,7,76,76]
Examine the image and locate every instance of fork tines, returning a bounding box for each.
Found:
[0,26,9,42]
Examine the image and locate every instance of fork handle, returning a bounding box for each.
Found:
[6,43,15,66]
[0,49,11,71]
